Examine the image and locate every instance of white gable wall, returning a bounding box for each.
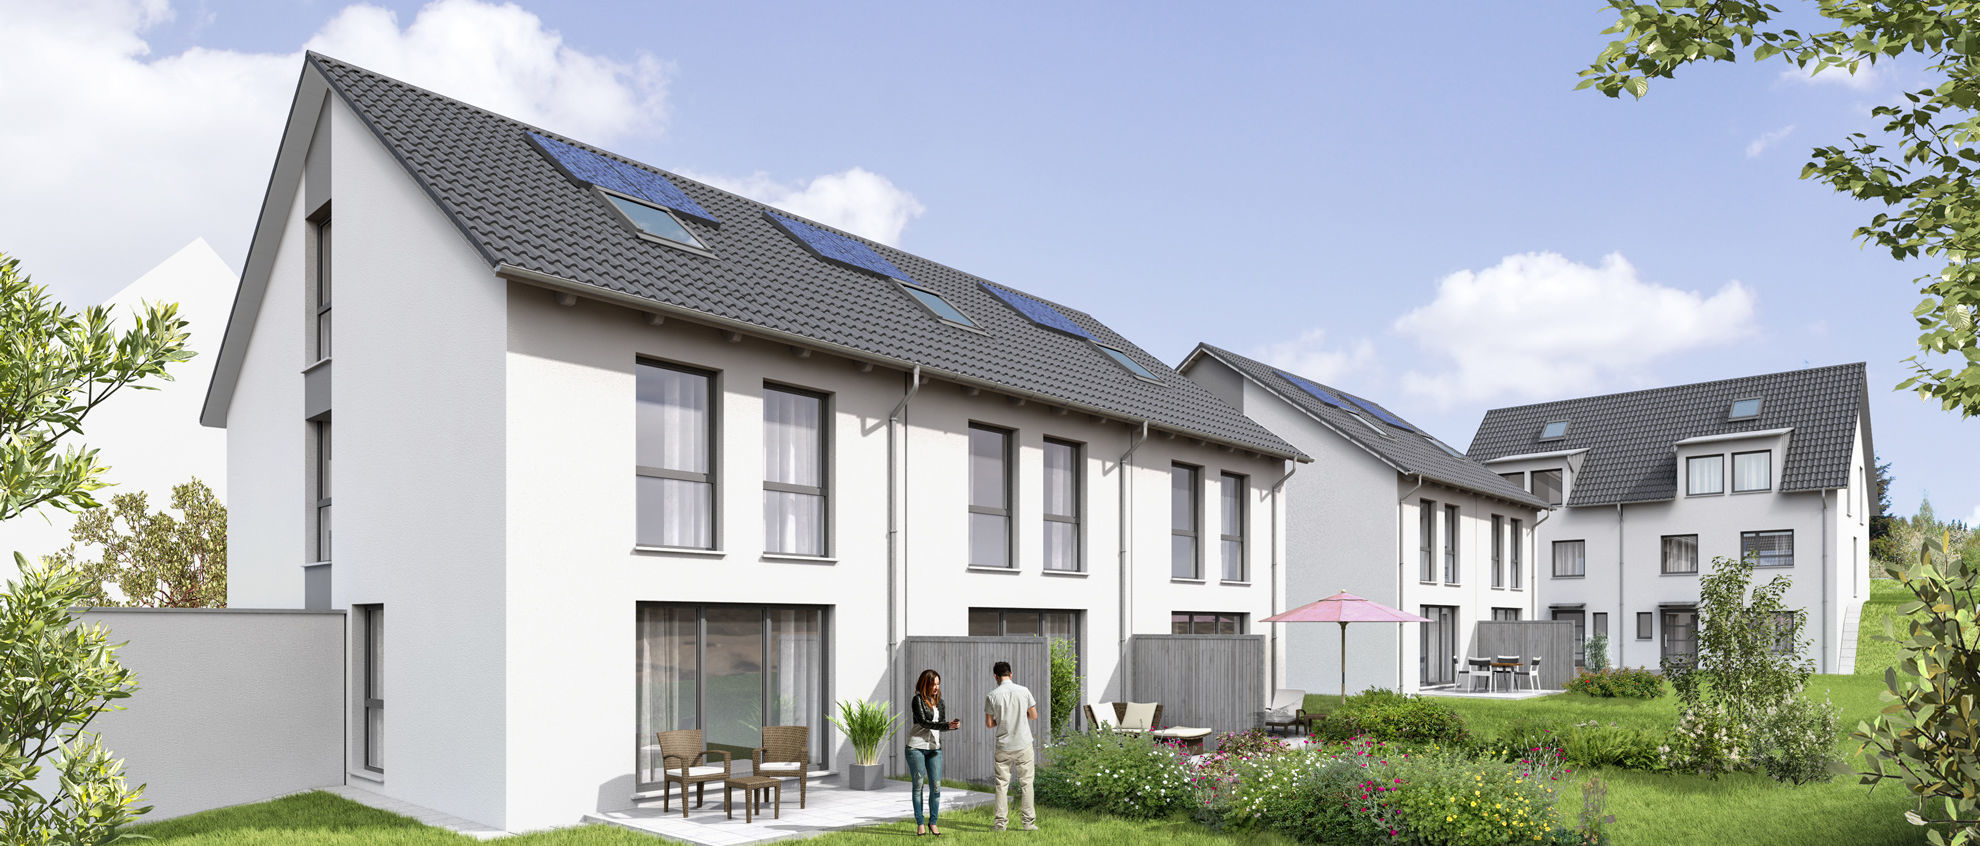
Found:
[225,188,309,609]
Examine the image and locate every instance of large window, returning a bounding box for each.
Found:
[1661,534,1699,575]
[314,421,332,563]
[358,604,383,773]
[1043,439,1081,572]
[1687,454,1724,495]
[1421,605,1456,685]
[1510,518,1523,589]
[1499,471,1525,490]
[969,425,1013,568]
[1733,450,1772,492]
[1442,503,1460,584]
[1532,469,1564,506]
[972,608,1081,642]
[763,385,826,556]
[1553,608,1587,667]
[1491,515,1505,588]
[1171,464,1200,579]
[1662,607,1699,663]
[1553,540,1586,577]
[1742,529,1794,568]
[637,362,715,549]
[636,603,826,788]
[1219,473,1246,582]
[315,218,332,361]
[1170,611,1245,634]
[1419,499,1436,582]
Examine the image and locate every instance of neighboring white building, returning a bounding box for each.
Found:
[199,55,1304,831]
[0,239,232,579]
[1179,345,1548,695]
[1466,363,1873,675]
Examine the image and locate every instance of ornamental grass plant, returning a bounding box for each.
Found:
[826,698,896,767]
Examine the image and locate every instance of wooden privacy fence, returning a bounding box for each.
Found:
[1126,634,1266,735]
[1472,621,1576,690]
[896,636,1052,784]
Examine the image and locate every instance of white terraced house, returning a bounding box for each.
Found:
[200,54,1305,831]
[1466,363,1874,675]
[1179,345,1548,695]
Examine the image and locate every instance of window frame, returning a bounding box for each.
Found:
[1532,469,1564,507]
[1728,397,1763,419]
[1419,498,1437,583]
[762,383,830,557]
[1096,344,1161,382]
[1552,539,1586,578]
[1686,454,1725,496]
[1170,611,1246,635]
[599,187,713,254]
[315,420,332,563]
[636,359,719,551]
[314,216,333,362]
[1660,533,1699,575]
[1539,420,1569,440]
[1491,514,1505,589]
[1442,503,1460,584]
[1170,463,1202,580]
[1741,529,1795,568]
[1732,450,1773,493]
[1491,607,1522,621]
[1636,612,1653,640]
[358,603,384,774]
[896,281,982,331]
[1042,437,1083,573]
[1510,517,1523,590]
[968,423,1015,569]
[1218,472,1247,582]
[1662,606,1699,664]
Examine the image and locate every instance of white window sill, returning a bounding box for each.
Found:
[1219,580,1252,587]
[303,560,332,568]
[633,546,726,558]
[1041,569,1088,578]
[347,769,383,786]
[761,553,837,564]
[1731,488,1772,495]
[1660,571,1698,577]
[1170,577,1206,585]
[965,565,1020,574]
[302,357,333,374]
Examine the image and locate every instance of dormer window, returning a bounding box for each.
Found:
[1729,398,1762,420]
[605,192,705,249]
[1539,421,1569,441]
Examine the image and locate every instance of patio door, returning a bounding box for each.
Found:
[1661,606,1698,665]
[1551,608,1586,668]
[1419,605,1456,686]
[636,603,827,791]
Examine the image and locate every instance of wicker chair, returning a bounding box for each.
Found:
[751,725,810,809]
[1082,702,1162,733]
[655,729,731,817]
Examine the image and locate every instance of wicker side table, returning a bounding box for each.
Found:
[725,775,781,822]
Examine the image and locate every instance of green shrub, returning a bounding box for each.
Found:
[1036,730,1189,819]
[1381,749,1570,845]
[1585,633,1611,671]
[1048,637,1081,739]
[1564,667,1665,699]
[1558,722,1665,771]
[1212,728,1290,760]
[1207,742,1403,843]
[1346,692,1470,746]
[1753,692,1841,785]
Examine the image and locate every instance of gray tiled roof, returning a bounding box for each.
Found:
[1186,344,1547,508]
[309,54,1302,459]
[1467,363,1868,506]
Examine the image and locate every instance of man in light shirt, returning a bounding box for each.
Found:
[982,660,1037,832]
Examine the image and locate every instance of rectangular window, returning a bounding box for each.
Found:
[315,218,332,361]
[1219,472,1246,582]
[1742,529,1794,568]
[1419,499,1436,582]
[1532,469,1564,506]
[1170,611,1245,635]
[1042,439,1081,572]
[1593,612,1609,639]
[1661,534,1699,575]
[1769,610,1798,653]
[314,421,332,563]
[1733,450,1772,492]
[358,603,383,773]
[1553,608,1587,667]
[1443,504,1460,584]
[637,361,715,549]
[1491,515,1505,589]
[1420,605,1456,685]
[1687,454,1724,495]
[763,385,826,556]
[1171,464,1201,579]
[1553,540,1586,577]
[1636,612,1653,640]
[1491,607,1522,621]
[1662,607,1699,663]
[1499,471,1526,490]
[1510,518,1523,589]
[635,603,827,785]
[969,425,1013,568]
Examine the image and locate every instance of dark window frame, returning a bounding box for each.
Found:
[1553,539,1586,578]
[1419,498,1437,583]
[1219,472,1247,582]
[1491,607,1523,621]
[1491,514,1505,589]
[1169,611,1247,635]
[1686,454,1725,496]
[1042,438,1083,572]
[358,603,383,774]
[314,217,332,362]
[1532,469,1564,506]
[599,188,712,254]
[1636,611,1653,640]
[1171,463,1202,580]
[1442,503,1460,584]
[896,281,982,331]
[1732,450,1773,492]
[314,420,332,564]
[1742,529,1795,568]
[636,359,719,550]
[1662,606,1699,663]
[968,423,1016,569]
[762,383,830,557]
[1510,518,1523,590]
[1661,533,1700,575]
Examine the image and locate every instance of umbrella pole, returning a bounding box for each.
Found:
[1339,620,1348,708]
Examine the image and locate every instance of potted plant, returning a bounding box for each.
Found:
[829,697,898,790]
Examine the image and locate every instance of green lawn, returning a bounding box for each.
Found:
[134,792,658,845]
[806,805,1298,844]
[1855,578,1915,675]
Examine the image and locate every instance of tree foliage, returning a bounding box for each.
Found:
[1855,533,1980,846]
[1049,637,1082,739]
[0,252,192,523]
[45,478,226,609]
[0,553,148,844]
[1581,1,1980,416]
[1871,457,1905,569]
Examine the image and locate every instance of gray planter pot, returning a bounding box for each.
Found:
[847,762,886,791]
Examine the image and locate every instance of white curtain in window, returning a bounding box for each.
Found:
[763,390,821,487]
[768,609,825,761]
[765,491,823,556]
[635,606,697,787]
[638,477,711,548]
[638,365,708,473]
[1687,455,1724,495]
[1043,442,1074,517]
[1734,452,1771,491]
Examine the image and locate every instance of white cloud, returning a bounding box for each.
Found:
[1745,124,1796,158]
[1778,62,1881,91]
[1393,252,1759,406]
[1969,504,1980,530]
[1245,329,1379,388]
[684,168,926,246]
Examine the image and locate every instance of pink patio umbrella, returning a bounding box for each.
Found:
[1262,590,1431,706]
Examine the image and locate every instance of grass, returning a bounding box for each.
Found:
[1856,578,1916,675]
[135,792,657,845]
[805,804,1299,844]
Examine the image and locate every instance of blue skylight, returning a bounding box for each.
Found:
[1729,398,1762,419]
[1539,420,1569,440]
[1097,344,1159,380]
[901,283,976,327]
[1341,393,1417,433]
[1274,370,1349,410]
[765,213,912,281]
[980,284,1094,340]
[528,133,717,223]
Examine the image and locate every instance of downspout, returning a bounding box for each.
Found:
[1268,463,1298,693]
[1396,474,1425,691]
[1532,507,1551,622]
[1822,490,1831,673]
[1118,421,1149,699]
[1616,503,1625,670]
[886,365,920,774]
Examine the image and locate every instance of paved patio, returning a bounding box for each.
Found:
[584,772,998,845]
[1419,686,1559,700]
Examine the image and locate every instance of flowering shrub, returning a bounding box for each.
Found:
[1565,668,1665,699]
[1324,689,1472,746]
[1035,729,1189,819]
[1385,750,1570,845]
[1213,728,1291,760]
[1751,692,1842,785]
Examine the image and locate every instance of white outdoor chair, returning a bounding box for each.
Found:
[1518,656,1542,691]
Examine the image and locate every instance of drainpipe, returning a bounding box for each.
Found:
[885,365,920,774]
[1532,508,1551,623]
[1396,474,1425,692]
[1268,462,1298,693]
[1616,503,1625,670]
[1821,490,1831,673]
[1118,421,1149,699]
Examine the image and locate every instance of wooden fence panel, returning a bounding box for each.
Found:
[1473,621,1576,689]
[1126,635,1266,737]
[897,636,1051,783]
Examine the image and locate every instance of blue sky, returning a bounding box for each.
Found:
[3,0,1973,526]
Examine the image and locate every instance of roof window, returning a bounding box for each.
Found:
[1097,344,1160,381]
[1341,392,1417,433]
[530,132,717,223]
[1539,420,1569,441]
[899,282,977,329]
[604,193,705,249]
[1729,398,1762,419]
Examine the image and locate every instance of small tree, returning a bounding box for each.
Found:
[1049,637,1082,738]
[1854,533,1980,846]
[1585,632,1612,672]
[46,478,226,608]
[0,553,148,843]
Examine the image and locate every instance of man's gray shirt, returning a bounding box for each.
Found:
[984,679,1036,752]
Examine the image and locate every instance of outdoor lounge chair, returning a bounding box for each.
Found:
[751,725,809,809]
[1261,689,1308,736]
[1084,701,1162,733]
[655,729,731,817]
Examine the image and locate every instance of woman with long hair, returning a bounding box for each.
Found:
[906,668,961,835]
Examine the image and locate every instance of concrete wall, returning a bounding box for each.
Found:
[81,609,343,821]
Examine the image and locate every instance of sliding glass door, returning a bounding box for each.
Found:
[1420,605,1456,686]
[636,603,827,790]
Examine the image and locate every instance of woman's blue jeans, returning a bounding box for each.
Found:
[905,746,942,825]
